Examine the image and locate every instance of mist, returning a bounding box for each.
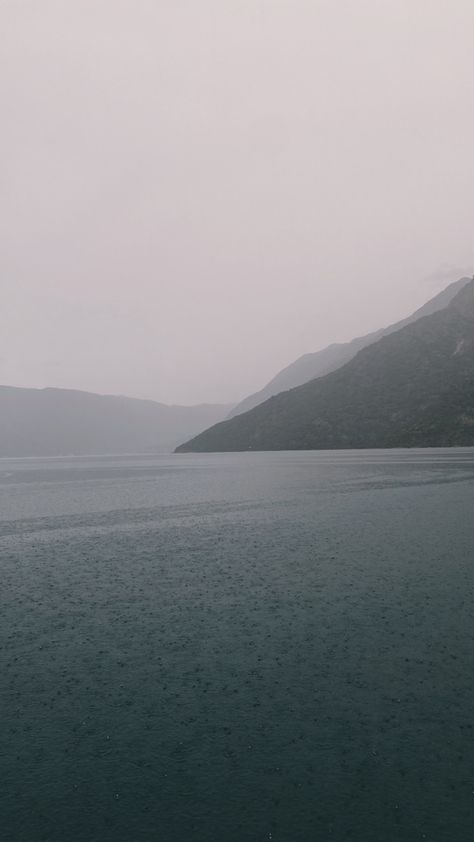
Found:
[2,0,474,405]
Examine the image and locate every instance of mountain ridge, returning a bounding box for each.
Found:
[176,278,474,453]
[0,385,233,457]
[228,276,471,418]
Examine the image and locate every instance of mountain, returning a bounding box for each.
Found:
[176,278,474,452]
[0,386,233,457]
[228,276,471,418]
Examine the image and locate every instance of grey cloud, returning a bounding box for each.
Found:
[1,0,474,404]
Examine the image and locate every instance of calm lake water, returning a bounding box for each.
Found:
[1,450,474,841]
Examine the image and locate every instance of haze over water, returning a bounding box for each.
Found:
[2,450,474,840]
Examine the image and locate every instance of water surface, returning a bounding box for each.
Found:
[1,450,474,841]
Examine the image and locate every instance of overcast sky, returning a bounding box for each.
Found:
[2,1,474,405]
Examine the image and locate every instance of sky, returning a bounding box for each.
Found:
[1,0,474,406]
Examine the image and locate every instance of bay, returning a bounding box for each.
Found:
[1,450,474,841]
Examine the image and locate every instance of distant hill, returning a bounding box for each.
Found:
[176,278,474,452]
[228,276,471,418]
[0,387,232,457]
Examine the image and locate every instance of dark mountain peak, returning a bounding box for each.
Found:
[449,277,474,318]
[176,275,474,453]
[228,276,472,419]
